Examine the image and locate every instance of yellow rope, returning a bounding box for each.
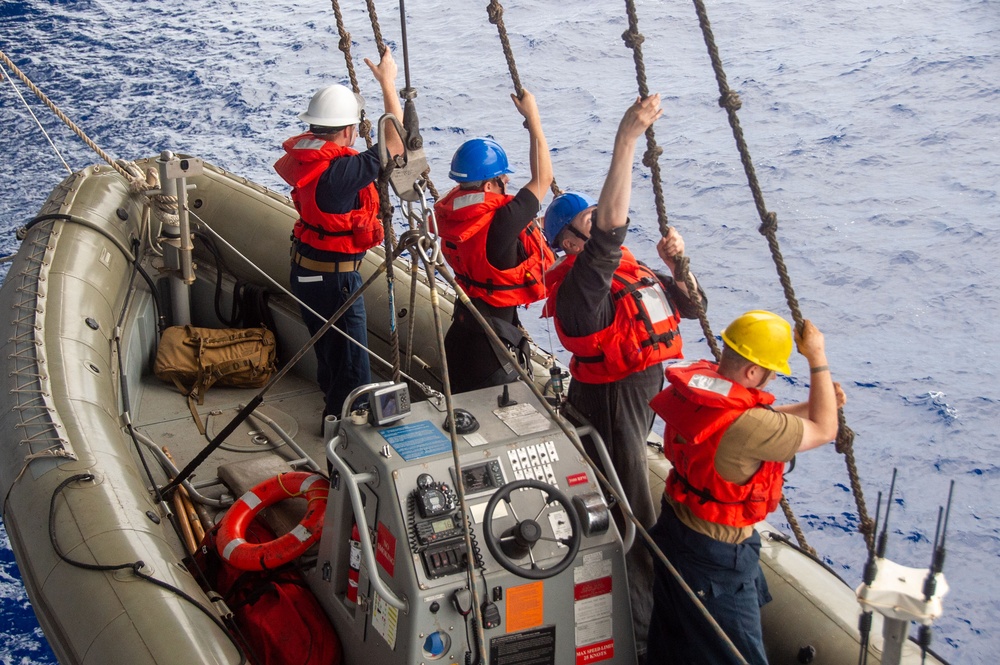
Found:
[275,472,303,498]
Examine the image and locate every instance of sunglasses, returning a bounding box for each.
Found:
[565,224,589,242]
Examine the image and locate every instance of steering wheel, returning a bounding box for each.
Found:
[482,479,582,580]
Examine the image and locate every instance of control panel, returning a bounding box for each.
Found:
[407,473,481,579]
[313,380,636,665]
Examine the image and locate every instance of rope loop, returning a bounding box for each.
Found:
[758,211,778,236]
[486,1,503,25]
[621,29,645,50]
[834,418,856,455]
[642,144,663,169]
[719,90,742,111]
[338,33,353,52]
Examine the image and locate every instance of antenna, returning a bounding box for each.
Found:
[876,468,898,559]
[857,490,882,665]
[918,480,955,664]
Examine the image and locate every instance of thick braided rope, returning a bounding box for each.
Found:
[690,0,874,554]
[0,48,136,182]
[485,0,562,198]
[330,0,374,148]
[353,0,403,378]
[620,0,719,361]
[779,497,816,557]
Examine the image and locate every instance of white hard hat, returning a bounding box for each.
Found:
[299,84,365,127]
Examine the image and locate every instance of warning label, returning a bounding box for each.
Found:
[375,522,396,577]
[574,557,614,654]
[574,575,612,601]
[371,593,398,649]
[576,638,614,665]
[489,626,556,665]
[506,581,544,632]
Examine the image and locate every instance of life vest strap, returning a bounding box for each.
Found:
[641,329,677,348]
[455,272,539,295]
[573,352,605,364]
[610,274,658,302]
[297,218,353,239]
[671,469,744,506]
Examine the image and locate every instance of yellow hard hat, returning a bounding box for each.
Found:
[721,310,793,375]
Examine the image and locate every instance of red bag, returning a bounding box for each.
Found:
[194,520,342,665]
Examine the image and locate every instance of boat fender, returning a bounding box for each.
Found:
[217,472,329,571]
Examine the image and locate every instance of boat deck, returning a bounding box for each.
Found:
[134,368,330,527]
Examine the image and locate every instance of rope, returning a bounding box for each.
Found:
[688,0,874,553]
[619,0,720,361]
[330,0,374,148]
[364,0,387,55]
[0,48,136,182]
[836,410,876,553]
[1,62,73,174]
[485,0,563,198]
[779,496,816,557]
[377,174,402,382]
[327,0,405,383]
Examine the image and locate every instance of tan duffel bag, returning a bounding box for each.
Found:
[154,325,277,404]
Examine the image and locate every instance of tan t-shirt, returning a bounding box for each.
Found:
[667,407,803,544]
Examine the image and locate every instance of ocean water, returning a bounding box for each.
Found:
[1,0,997,662]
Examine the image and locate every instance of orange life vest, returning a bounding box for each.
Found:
[274,133,383,254]
[542,248,683,383]
[650,360,784,527]
[434,187,554,307]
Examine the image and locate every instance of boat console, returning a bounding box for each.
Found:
[308,380,637,664]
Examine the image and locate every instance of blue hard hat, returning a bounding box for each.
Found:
[543,192,596,248]
[448,138,514,182]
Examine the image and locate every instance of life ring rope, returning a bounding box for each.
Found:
[217,471,330,571]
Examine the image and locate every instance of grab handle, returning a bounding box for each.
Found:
[575,424,636,553]
[327,436,408,612]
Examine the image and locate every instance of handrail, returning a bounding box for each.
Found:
[326,434,408,612]
[575,424,636,553]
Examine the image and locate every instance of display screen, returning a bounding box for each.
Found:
[378,391,398,418]
[462,463,497,493]
[432,518,453,534]
[370,383,409,426]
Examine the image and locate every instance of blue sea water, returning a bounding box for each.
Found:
[1,0,997,662]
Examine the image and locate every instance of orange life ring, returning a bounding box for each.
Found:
[216,471,330,571]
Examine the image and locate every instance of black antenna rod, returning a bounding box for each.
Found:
[857,490,883,665]
[924,506,944,597]
[876,468,898,558]
[918,480,955,664]
[935,479,955,574]
[916,506,944,664]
